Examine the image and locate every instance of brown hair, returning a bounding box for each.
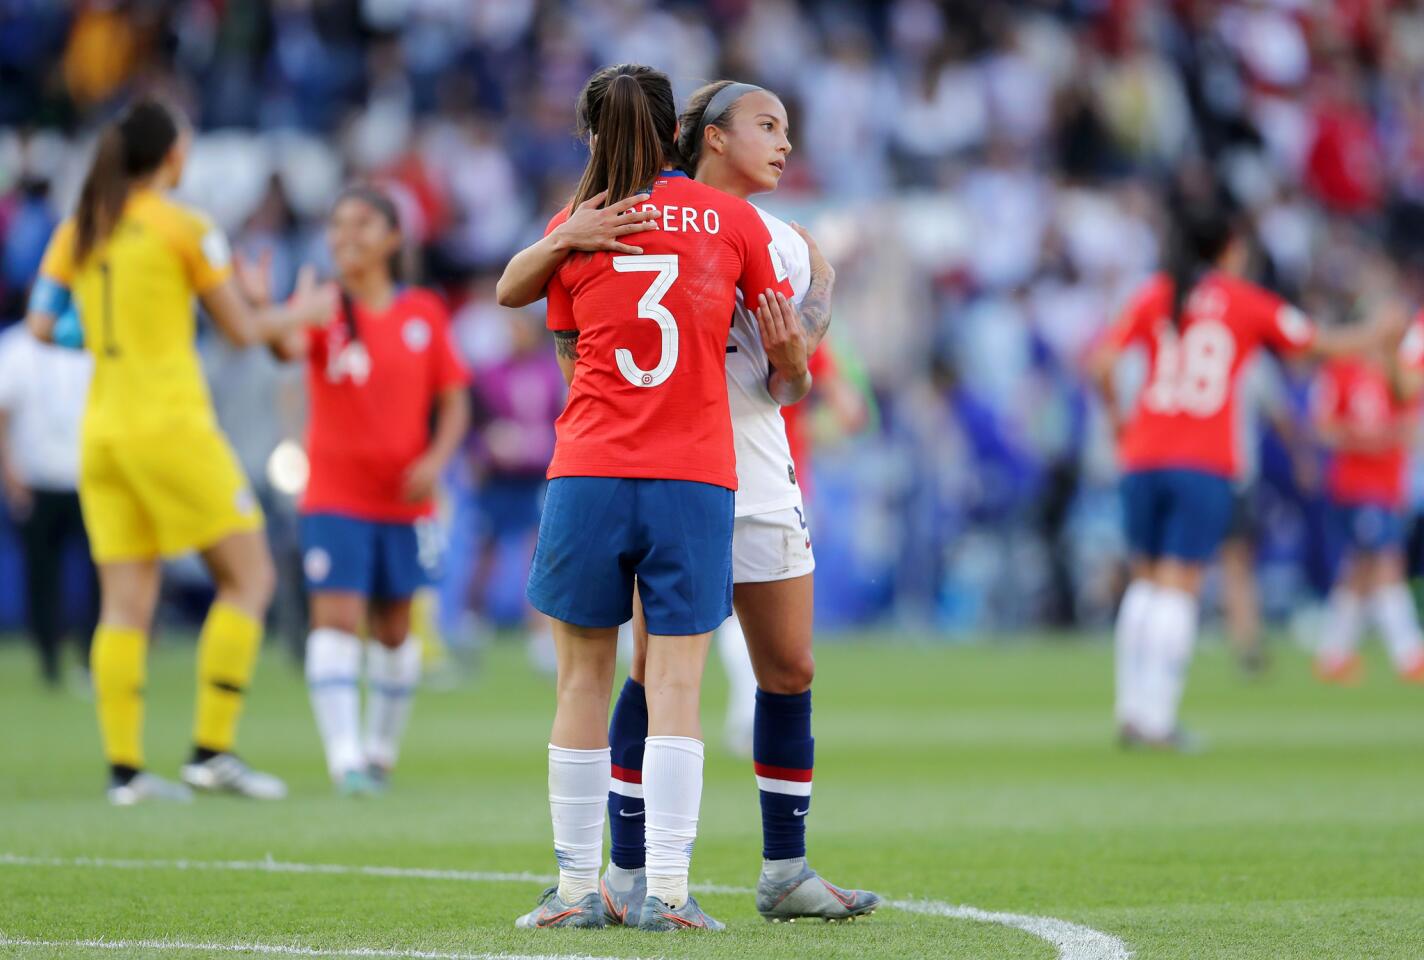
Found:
[676,80,760,175]
[570,64,677,209]
[74,97,182,263]
[330,183,404,343]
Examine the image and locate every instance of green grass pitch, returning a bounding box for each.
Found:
[1,632,1421,959]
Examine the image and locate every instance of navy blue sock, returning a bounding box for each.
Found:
[607,676,648,869]
[753,687,813,861]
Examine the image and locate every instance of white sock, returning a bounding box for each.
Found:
[364,637,422,771]
[716,616,757,745]
[1320,588,1364,666]
[1113,580,1156,729]
[305,628,363,779]
[548,744,609,903]
[1136,588,1198,740]
[762,856,806,883]
[604,861,644,892]
[643,736,704,909]
[1371,584,1424,672]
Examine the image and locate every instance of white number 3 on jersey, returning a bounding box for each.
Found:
[613,254,679,388]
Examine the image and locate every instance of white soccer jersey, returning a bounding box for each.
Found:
[727,206,813,517]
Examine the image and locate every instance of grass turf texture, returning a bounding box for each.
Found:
[0,634,1421,959]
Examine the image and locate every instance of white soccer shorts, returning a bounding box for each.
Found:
[732,505,816,584]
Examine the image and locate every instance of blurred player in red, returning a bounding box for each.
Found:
[271,185,470,795]
[1090,207,1395,749]
[497,64,793,932]
[1314,312,1424,684]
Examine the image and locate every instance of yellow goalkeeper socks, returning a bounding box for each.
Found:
[92,625,147,773]
[193,602,261,755]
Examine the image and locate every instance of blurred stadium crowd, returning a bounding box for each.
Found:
[4,0,1424,649]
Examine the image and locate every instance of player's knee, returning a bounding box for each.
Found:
[766,650,814,694]
[555,652,615,701]
[369,613,409,649]
[243,552,277,611]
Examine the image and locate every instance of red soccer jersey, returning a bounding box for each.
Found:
[302,287,471,522]
[544,172,794,489]
[1314,357,1412,508]
[1107,271,1316,478]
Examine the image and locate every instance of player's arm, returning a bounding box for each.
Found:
[25,221,80,348]
[0,343,30,518]
[789,222,836,352]
[758,291,812,405]
[202,263,335,349]
[552,330,579,386]
[1087,278,1167,438]
[402,386,471,503]
[496,192,658,308]
[1311,377,1348,451]
[1387,309,1424,401]
[228,250,314,362]
[1299,298,1407,362]
[1085,326,1135,440]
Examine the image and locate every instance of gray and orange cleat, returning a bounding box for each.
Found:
[599,866,646,926]
[181,752,287,800]
[106,771,193,807]
[637,894,725,931]
[514,886,607,929]
[756,861,881,922]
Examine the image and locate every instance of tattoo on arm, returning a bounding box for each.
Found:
[553,330,579,360]
[798,270,834,349]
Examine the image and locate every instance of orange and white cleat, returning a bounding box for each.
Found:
[1315,653,1364,686]
[1398,655,1424,684]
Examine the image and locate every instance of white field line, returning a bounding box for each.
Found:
[0,937,642,960]
[0,853,1132,960]
[890,899,1131,960]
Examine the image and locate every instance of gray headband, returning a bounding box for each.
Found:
[701,82,765,128]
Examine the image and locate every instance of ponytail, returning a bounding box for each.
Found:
[1165,203,1237,330]
[74,97,182,263]
[1166,229,1199,332]
[74,127,128,264]
[571,64,677,210]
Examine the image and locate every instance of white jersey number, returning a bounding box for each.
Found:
[613,254,679,388]
[1142,318,1236,418]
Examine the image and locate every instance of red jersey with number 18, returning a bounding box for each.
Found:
[1105,271,1316,479]
[544,171,794,490]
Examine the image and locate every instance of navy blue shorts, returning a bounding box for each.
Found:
[1120,469,1235,563]
[300,513,440,600]
[1331,502,1405,554]
[526,477,734,636]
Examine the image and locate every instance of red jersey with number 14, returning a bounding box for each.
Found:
[1105,272,1316,479]
[544,171,794,490]
[302,287,470,522]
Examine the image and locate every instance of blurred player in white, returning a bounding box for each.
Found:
[499,79,880,925]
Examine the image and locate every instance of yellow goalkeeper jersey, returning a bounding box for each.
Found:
[37,188,233,438]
